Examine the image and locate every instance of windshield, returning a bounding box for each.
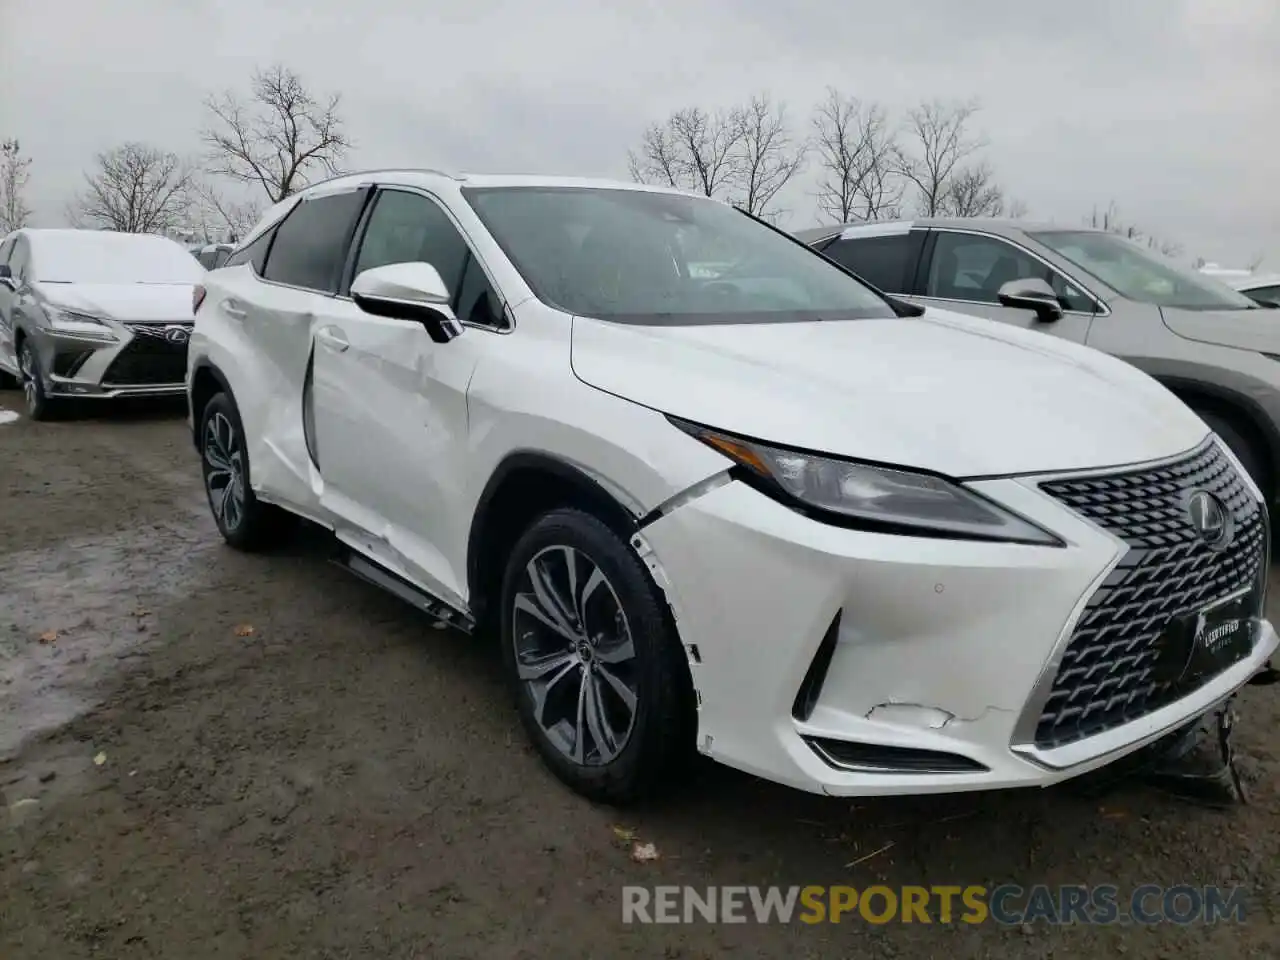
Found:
[31,232,207,285]
[462,186,895,324]
[1030,230,1258,311]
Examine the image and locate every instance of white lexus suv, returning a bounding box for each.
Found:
[187,170,1277,803]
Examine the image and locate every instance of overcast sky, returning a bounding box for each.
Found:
[2,0,1276,268]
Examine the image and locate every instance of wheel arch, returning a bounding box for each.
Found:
[466,452,644,631]
[1157,374,1280,500]
[188,359,233,451]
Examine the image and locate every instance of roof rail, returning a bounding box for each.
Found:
[298,167,461,192]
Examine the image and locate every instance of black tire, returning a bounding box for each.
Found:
[18,339,60,421]
[499,508,695,804]
[198,391,292,551]
[1196,408,1268,498]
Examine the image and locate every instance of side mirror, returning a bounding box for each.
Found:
[0,263,13,291]
[350,262,463,345]
[997,277,1064,323]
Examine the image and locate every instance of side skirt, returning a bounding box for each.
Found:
[332,543,475,634]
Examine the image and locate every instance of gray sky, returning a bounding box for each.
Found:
[3,0,1277,268]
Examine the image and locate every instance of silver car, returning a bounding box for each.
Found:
[0,228,206,419]
[797,218,1280,503]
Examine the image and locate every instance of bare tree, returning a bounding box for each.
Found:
[731,95,805,220]
[894,99,988,217]
[942,161,1006,217]
[70,142,193,233]
[1006,198,1030,219]
[203,64,352,204]
[192,181,263,242]
[0,139,34,233]
[1087,201,1182,257]
[811,88,901,223]
[628,106,745,199]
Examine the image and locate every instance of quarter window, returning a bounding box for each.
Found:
[823,235,914,293]
[927,232,1093,312]
[262,190,368,293]
[0,237,13,264]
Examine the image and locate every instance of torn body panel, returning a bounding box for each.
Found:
[637,473,1278,796]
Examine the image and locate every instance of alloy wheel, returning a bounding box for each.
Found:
[19,345,37,414]
[512,545,639,766]
[204,411,246,532]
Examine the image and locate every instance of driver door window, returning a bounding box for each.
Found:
[351,189,503,328]
[927,232,1093,313]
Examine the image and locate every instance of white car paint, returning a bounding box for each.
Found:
[189,170,1277,799]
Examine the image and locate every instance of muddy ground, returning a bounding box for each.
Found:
[0,393,1276,959]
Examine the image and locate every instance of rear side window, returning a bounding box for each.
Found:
[0,237,14,264]
[1247,284,1280,305]
[263,190,368,293]
[824,234,915,293]
[225,227,276,274]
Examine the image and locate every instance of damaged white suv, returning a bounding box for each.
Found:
[188,170,1276,803]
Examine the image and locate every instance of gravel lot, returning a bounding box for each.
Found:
[1,393,1277,959]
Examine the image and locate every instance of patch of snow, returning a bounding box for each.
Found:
[0,410,19,425]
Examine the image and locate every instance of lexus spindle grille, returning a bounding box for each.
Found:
[102,323,191,386]
[1033,439,1266,749]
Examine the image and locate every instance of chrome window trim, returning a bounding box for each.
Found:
[250,184,513,335]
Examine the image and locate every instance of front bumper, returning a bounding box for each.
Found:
[30,322,191,399]
[639,450,1276,797]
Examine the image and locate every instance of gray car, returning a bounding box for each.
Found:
[0,228,206,419]
[796,218,1280,503]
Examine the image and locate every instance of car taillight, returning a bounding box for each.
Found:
[192,285,207,315]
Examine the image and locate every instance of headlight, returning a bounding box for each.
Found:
[671,418,1062,546]
[45,307,118,341]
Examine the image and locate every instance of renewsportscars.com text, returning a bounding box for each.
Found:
[621,884,1247,926]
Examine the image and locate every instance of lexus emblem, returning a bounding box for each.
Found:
[163,325,191,344]
[1186,490,1230,548]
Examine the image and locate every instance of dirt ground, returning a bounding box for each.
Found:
[0,393,1276,960]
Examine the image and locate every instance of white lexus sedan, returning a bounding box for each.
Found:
[186,171,1277,803]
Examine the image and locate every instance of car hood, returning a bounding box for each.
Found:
[569,308,1209,478]
[35,282,196,323]
[1160,305,1280,353]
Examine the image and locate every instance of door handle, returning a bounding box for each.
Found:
[315,326,349,353]
[221,298,247,320]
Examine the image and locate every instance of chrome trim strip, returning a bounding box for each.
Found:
[805,739,985,776]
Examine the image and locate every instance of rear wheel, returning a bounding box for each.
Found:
[199,391,292,550]
[499,508,696,805]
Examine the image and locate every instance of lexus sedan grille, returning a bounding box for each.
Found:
[103,323,192,386]
[1033,439,1266,749]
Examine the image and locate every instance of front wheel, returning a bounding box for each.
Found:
[19,340,59,421]
[500,508,695,805]
[199,391,291,551]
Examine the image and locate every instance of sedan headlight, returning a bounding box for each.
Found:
[45,307,118,342]
[672,418,1062,545]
